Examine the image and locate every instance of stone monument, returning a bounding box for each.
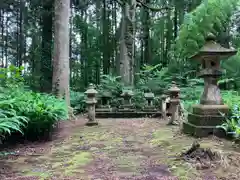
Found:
[168,81,180,125]
[183,34,237,137]
[119,89,134,112]
[85,84,98,126]
[143,92,156,112]
[96,91,112,112]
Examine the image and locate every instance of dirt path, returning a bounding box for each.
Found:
[0,117,240,180]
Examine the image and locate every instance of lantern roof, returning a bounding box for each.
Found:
[121,89,134,96]
[191,33,237,60]
[85,84,98,95]
[168,81,180,92]
[144,92,154,98]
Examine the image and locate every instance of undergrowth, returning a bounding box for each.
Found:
[0,66,68,141]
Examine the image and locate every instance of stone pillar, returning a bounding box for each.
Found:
[85,84,98,126]
[168,82,180,125]
[161,94,168,120]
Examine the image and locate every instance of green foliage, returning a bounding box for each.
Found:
[0,65,69,141]
[222,91,240,109]
[135,64,171,94]
[217,105,240,139]
[97,75,123,97]
[175,0,238,58]
[0,102,28,137]
[0,87,68,140]
[221,53,240,89]
[7,88,68,139]
[70,90,85,114]
[0,65,25,88]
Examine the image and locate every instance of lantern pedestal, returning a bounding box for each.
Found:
[183,104,228,137]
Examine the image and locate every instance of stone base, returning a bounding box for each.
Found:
[118,108,135,112]
[191,104,229,115]
[182,121,216,137]
[96,108,112,113]
[96,111,170,118]
[85,121,98,126]
[182,104,228,137]
[142,107,157,112]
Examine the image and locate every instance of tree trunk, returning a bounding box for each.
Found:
[142,0,151,64]
[40,0,54,92]
[52,0,70,108]
[119,0,136,86]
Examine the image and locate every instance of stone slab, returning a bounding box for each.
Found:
[191,104,229,115]
[182,121,216,137]
[96,108,112,112]
[96,112,171,118]
[187,113,225,126]
[85,121,99,126]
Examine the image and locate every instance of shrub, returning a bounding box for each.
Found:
[0,88,68,140]
[0,65,24,88]
[216,105,240,140]
[0,99,28,137]
[222,90,240,110]
[70,90,85,114]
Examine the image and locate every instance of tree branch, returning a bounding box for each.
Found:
[116,0,123,6]
[136,0,171,12]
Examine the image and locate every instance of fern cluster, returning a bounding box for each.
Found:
[0,88,68,140]
[70,90,85,114]
[175,0,238,59]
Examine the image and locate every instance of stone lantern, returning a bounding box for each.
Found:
[119,89,134,112]
[143,92,156,112]
[168,81,180,125]
[85,84,98,126]
[144,92,154,106]
[183,34,237,137]
[96,91,112,112]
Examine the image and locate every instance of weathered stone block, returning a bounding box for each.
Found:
[182,121,215,137]
[191,104,229,115]
[182,104,229,137]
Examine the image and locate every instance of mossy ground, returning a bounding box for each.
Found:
[1,117,240,180]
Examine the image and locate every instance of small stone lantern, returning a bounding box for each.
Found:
[119,89,134,111]
[144,92,154,106]
[85,84,98,126]
[143,92,156,112]
[101,91,111,107]
[96,91,112,112]
[168,81,180,125]
[183,34,237,137]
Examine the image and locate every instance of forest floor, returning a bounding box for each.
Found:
[0,117,240,180]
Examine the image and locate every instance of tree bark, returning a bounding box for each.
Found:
[119,0,136,86]
[52,0,71,108]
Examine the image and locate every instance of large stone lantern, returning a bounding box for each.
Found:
[183,34,237,137]
[85,84,98,126]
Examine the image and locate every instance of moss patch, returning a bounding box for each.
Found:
[150,127,198,178]
[2,118,240,180]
